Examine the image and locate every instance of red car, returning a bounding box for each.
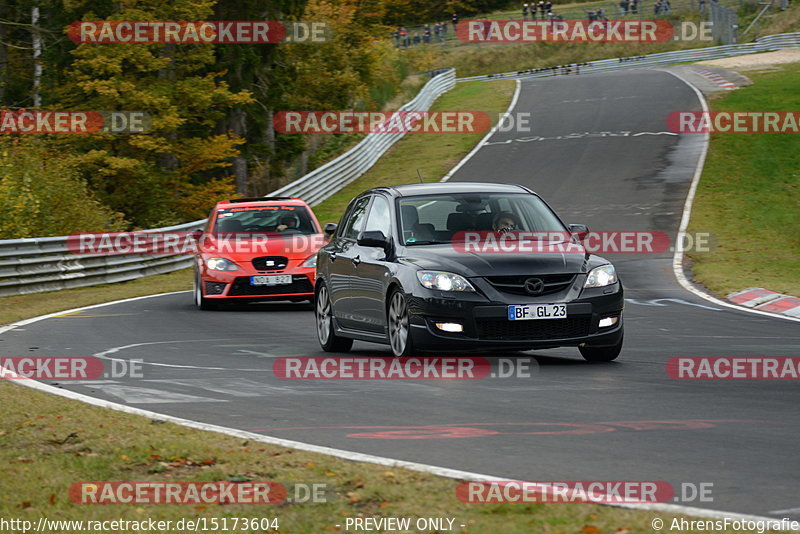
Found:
[193,197,331,310]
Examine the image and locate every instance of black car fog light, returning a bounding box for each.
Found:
[435,322,464,333]
[598,316,619,328]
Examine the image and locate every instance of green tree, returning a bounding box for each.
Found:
[0,136,124,238]
[54,0,251,228]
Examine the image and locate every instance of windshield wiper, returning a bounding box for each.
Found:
[405,240,450,246]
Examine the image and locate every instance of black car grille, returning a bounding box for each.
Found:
[228,276,313,296]
[252,256,289,271]
[476,317,591,341]
[484,274,577,296]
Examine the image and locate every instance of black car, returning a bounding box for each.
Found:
[314,182,624,361]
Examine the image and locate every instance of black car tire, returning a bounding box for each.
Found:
[315,283,354,352]
[579,331,623,362]
[387,288,415,357]
[194,272,218,311]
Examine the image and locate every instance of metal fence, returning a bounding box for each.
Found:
[0,69,456,298]
[708,1,740,44]
[395,0,759,49]
[456,31,800,81]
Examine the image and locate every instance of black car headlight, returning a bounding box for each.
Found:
[584,264,617,288]
[417,271,475,292]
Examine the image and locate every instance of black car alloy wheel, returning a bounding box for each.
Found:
[388,289,414,357]
[315,283,353,352]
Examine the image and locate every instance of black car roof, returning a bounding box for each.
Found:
[371,182,532,197]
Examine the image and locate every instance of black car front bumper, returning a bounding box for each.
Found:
[406,283,624,351]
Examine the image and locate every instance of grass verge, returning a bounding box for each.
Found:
[687,62,800,297]
[0,269,192,327]
[312,80,516,225]
[0,380,746,533]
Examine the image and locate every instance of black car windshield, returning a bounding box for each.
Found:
[397,193,567,245]
[213,205,318,235]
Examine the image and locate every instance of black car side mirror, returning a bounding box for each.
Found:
[357,230,390,248]
[324,223,337,237]
[191,229,203,240]
[568,224,589,241]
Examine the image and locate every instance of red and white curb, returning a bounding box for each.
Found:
[728,288,800,318]
[692,67,737,90]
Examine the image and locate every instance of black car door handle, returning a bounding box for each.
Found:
[352,255,361,266]
[329,253,337,262]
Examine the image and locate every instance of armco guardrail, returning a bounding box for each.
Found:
[0,69,456,298]
[0,220,205,297]
[456,32,800,82]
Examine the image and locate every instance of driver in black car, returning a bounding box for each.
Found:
[492,211,520,233]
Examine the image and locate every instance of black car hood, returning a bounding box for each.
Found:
[398,244,595,277]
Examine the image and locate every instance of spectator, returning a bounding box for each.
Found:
[545,1,553,13]
[619,0,629,15]
[598,7,607,20]
[400,26,409,48]
[423,24,431,43]
[699,0,706,13]
[630,0,639,13]
[434,22,440,38]
[440,21,448,44]
[452,12,458,30]
[413,32,421,46]
[523,3,529,19]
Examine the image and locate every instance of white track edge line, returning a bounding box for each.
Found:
[662,68,800,324]
[1,292,794,524]
[0,290,191,335]
[440,79,521,182]
[4,372,792,526]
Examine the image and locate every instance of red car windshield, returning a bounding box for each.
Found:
[213,205,318,235]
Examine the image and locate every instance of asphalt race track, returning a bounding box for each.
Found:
[3,68,800,519]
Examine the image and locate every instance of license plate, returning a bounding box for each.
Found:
[508,304,567,321]
[250,275,292,286]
